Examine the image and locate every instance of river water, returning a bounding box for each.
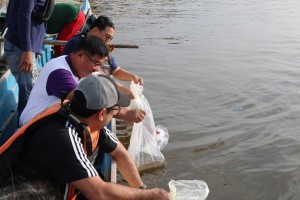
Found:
[94,1,300,199]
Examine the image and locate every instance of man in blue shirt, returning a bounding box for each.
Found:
[63,15,144,98]
[4,0,48,119]
[63,16,146,123]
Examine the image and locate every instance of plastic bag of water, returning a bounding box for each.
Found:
[128,81,165,171]
[168,180,209,200]
[155,124,169,150]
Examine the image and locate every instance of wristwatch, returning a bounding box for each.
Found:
[139,184,147,190]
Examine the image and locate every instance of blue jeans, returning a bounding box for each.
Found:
[4,39,39,119]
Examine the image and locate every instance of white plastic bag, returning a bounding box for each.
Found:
[155,124,169,150]
[128,82,165,171]
[168,180,209,200]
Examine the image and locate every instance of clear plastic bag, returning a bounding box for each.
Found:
[168,180,209,200]
[128,82,165,171]
[155,124,169,150]
[129,81,144,110]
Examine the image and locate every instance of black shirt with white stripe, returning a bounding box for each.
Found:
[13,114,118,196]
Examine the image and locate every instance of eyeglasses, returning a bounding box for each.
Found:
[84,53,103,67]
[104,33,113,41]
[107,105,121,116]
[99,63,111,75]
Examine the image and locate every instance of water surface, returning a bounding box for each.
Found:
[94,1,300,199]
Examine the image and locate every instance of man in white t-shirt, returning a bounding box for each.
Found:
[20,35,146,126]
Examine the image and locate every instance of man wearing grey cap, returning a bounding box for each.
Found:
[4,74,169,200]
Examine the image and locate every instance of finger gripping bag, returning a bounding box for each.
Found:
[128,82,165,171]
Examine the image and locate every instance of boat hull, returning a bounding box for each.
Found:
[0,69,18,140]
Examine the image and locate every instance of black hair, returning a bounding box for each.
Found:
[90,15,115,31]
[70,90,100,118]
[74,35,109,57]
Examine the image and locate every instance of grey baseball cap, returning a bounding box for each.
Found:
[70,74,130,117]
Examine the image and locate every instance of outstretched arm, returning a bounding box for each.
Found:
[115,81,134,99]
[109,142,143,188]
[72,176,169,200]
[114,106,146,123]
[112,67,143,85]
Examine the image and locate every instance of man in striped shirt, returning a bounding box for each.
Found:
[9,74,169,199]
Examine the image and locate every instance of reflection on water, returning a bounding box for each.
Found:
[95,0,300,199]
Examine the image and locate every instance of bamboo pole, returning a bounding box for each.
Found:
[0,37,139,48]
[43,39,139,48]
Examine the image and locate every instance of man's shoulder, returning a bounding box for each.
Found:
[43,55,67,67]
[29,115,79,144]
[69,34,84,43]
[49,68,72,78]
[39,56,69,78]
[42,56,69,72]
[21,113,68,143]
[63,35,84,55]
[33,113,68,131]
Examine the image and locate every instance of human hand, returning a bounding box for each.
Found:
[131,75,143,85]
[146,188,169,200]
[19,51,32,73]
[114,107,146,123]
[127,109,146,123]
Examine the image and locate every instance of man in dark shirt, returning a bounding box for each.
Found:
[11,74,169,199]
[4,0,48,119]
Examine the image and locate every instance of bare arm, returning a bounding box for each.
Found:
[112,67,143,85]
[109,142,142,188]
[115,81,134,99]
[72,176,169,200]
[114,106,146,123]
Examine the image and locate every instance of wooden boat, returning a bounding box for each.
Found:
[0,0,116,183]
